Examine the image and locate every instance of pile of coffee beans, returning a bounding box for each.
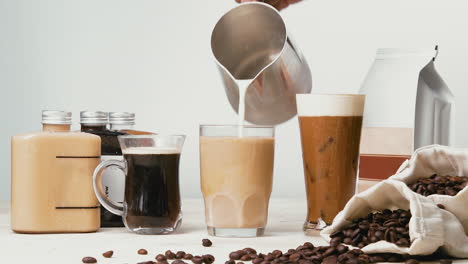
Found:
[408,174,468,196]
[225,243,421,264]
[329,209,411,248]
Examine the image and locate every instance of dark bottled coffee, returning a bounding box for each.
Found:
[80,110,127,228]
[123,150,182,231]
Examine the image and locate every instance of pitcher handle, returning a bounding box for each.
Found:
[93,159,125,216]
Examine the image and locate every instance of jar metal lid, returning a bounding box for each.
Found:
[42,110,72,125]
[109,112,135,125]
[80,111,108,124]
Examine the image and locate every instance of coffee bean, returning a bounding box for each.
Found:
[229,252,241,260]
[329,237,342,247]
[243,248,257,254]
[82,257,97,263]
[237,262,245,264]
[157,254,168,261]
[289,253,301,261]
[405,259,419,264]
[322,255,338,264]
[166,251,176,259]
[176,252,186,259]
[253,258,264,264]
[192,257,203,264]
[202,254,215,264]
[437,204,446,210]
[139,249,149,255]
[172,260,187,264]
[202,239,213,247]
[440,259,453,264]
[271,250,282,258]
[102,250,113,258]
[225,261,235,264]
[240,255,251,261]
[139,261,156,264]
[183,254,193,260]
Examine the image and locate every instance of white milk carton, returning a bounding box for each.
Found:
[358,46,453,190]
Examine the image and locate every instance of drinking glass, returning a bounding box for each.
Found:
[199,125,275,237]
[93,135,185,234]
[296,94,365,232]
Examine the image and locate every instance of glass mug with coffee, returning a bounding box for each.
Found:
[296,94,365,232]
[93,135,185,234]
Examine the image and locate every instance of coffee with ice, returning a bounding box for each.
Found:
[297,94,365,231]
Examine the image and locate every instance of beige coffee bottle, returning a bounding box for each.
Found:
[11,111,101,233]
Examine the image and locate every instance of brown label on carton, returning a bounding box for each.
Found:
[359,154,410,180]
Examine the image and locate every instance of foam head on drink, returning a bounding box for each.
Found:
[296,94,365,230]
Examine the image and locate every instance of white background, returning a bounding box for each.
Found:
[1,0,468,201]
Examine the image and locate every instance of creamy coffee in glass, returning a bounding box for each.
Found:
[200,125,275,237]
[296,94,365,232]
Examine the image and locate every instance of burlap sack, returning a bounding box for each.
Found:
[390,145,468,233]
[321,180,468,257]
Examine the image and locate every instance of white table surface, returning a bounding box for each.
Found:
[0,199,464,264]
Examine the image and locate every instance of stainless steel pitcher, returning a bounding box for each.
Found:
[211,2,312,125]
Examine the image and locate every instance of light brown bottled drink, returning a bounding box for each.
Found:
[11,111,101,233]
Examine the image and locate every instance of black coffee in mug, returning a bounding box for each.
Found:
[123,151,181,230]
[93,135,185,235]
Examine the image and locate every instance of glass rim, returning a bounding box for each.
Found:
[118,134,186,140]
[200,124,274,129]
[296,93,365,98]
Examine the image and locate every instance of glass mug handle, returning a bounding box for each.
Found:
[93,159,126,216]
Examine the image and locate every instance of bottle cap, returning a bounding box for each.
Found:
[42,110,72,125]
[80,111,108,124]
[109,112,135,125]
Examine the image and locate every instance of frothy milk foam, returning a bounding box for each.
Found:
[123,147,181,155]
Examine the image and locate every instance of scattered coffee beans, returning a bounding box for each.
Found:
[83,237,455,264]
[202,239,213,247]
[330,209,411,248]
[408,174,468,196]
[82,256,97,263]
[102,250,113,258]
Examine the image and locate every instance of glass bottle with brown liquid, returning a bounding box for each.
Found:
[11,111,101,233]
[80,111,126,227]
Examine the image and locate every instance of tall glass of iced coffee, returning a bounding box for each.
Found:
[200,125,275,237]
[296,94,365,232]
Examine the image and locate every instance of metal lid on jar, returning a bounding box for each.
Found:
[42,110,72,125]
[109,112,135,125]
[80,111,108,124]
